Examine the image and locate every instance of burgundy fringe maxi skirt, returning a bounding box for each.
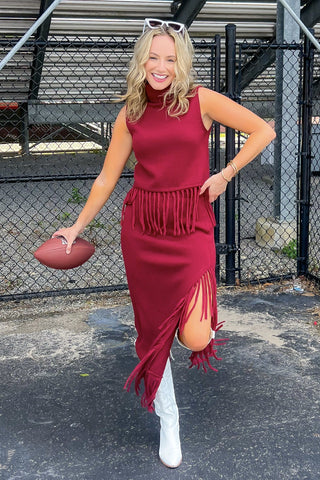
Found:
[121,185,226,411]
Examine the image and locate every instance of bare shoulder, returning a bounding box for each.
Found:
[114,105,130,133]
[197,86,225,127]
[198,86,276,136]
[198,86,250,122]
[116,105,127,123]
[198,86,226,107]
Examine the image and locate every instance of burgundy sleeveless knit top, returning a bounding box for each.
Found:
[127,83,210,191]
[123,84,211,237]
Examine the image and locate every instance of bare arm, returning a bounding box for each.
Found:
[198,87,276,202]
[53,106,132,252]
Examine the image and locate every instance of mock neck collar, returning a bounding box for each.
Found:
[145,82,171,104]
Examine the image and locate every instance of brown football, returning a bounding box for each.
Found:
[34,236,95,270]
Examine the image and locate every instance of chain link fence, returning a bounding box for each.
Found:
[0,36,134,299]
[309,46,320,283]
[234,40,304,284]
[1,32,319,300]
[0,35,218,299]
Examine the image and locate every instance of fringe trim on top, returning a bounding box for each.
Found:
[124,266,228,412]
[121,186,200,236]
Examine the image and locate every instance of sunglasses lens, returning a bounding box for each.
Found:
[167,22,184,32]
[148,20,163,28]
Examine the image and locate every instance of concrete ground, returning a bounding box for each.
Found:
[0,281,319,480]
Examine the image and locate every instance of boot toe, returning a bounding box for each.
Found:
[159,450,182,469]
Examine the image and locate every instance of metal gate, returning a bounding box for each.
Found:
[220,27,317,287]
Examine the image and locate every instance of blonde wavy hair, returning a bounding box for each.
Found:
[120,26,196,122]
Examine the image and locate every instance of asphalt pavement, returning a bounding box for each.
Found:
[0,283,319,480]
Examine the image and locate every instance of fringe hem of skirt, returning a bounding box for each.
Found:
[121,185,201,236]
[124,266,228,412]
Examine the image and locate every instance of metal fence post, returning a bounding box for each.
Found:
[213,35,221,281]
[225,24,237,285]
[298,33,314,275]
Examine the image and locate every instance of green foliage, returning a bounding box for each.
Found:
[281,239,297,259]
[67,187,87,204]
[60,212,71,221]
[86,218,106,245]
[88,218,105,232]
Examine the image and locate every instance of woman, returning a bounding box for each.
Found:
[54,19,275,469]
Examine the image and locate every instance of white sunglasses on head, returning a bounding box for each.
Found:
[142,18,185,35]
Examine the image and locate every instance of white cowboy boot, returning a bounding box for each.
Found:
[154,359,182,468]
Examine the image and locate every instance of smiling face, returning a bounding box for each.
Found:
[144,34,176,90]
